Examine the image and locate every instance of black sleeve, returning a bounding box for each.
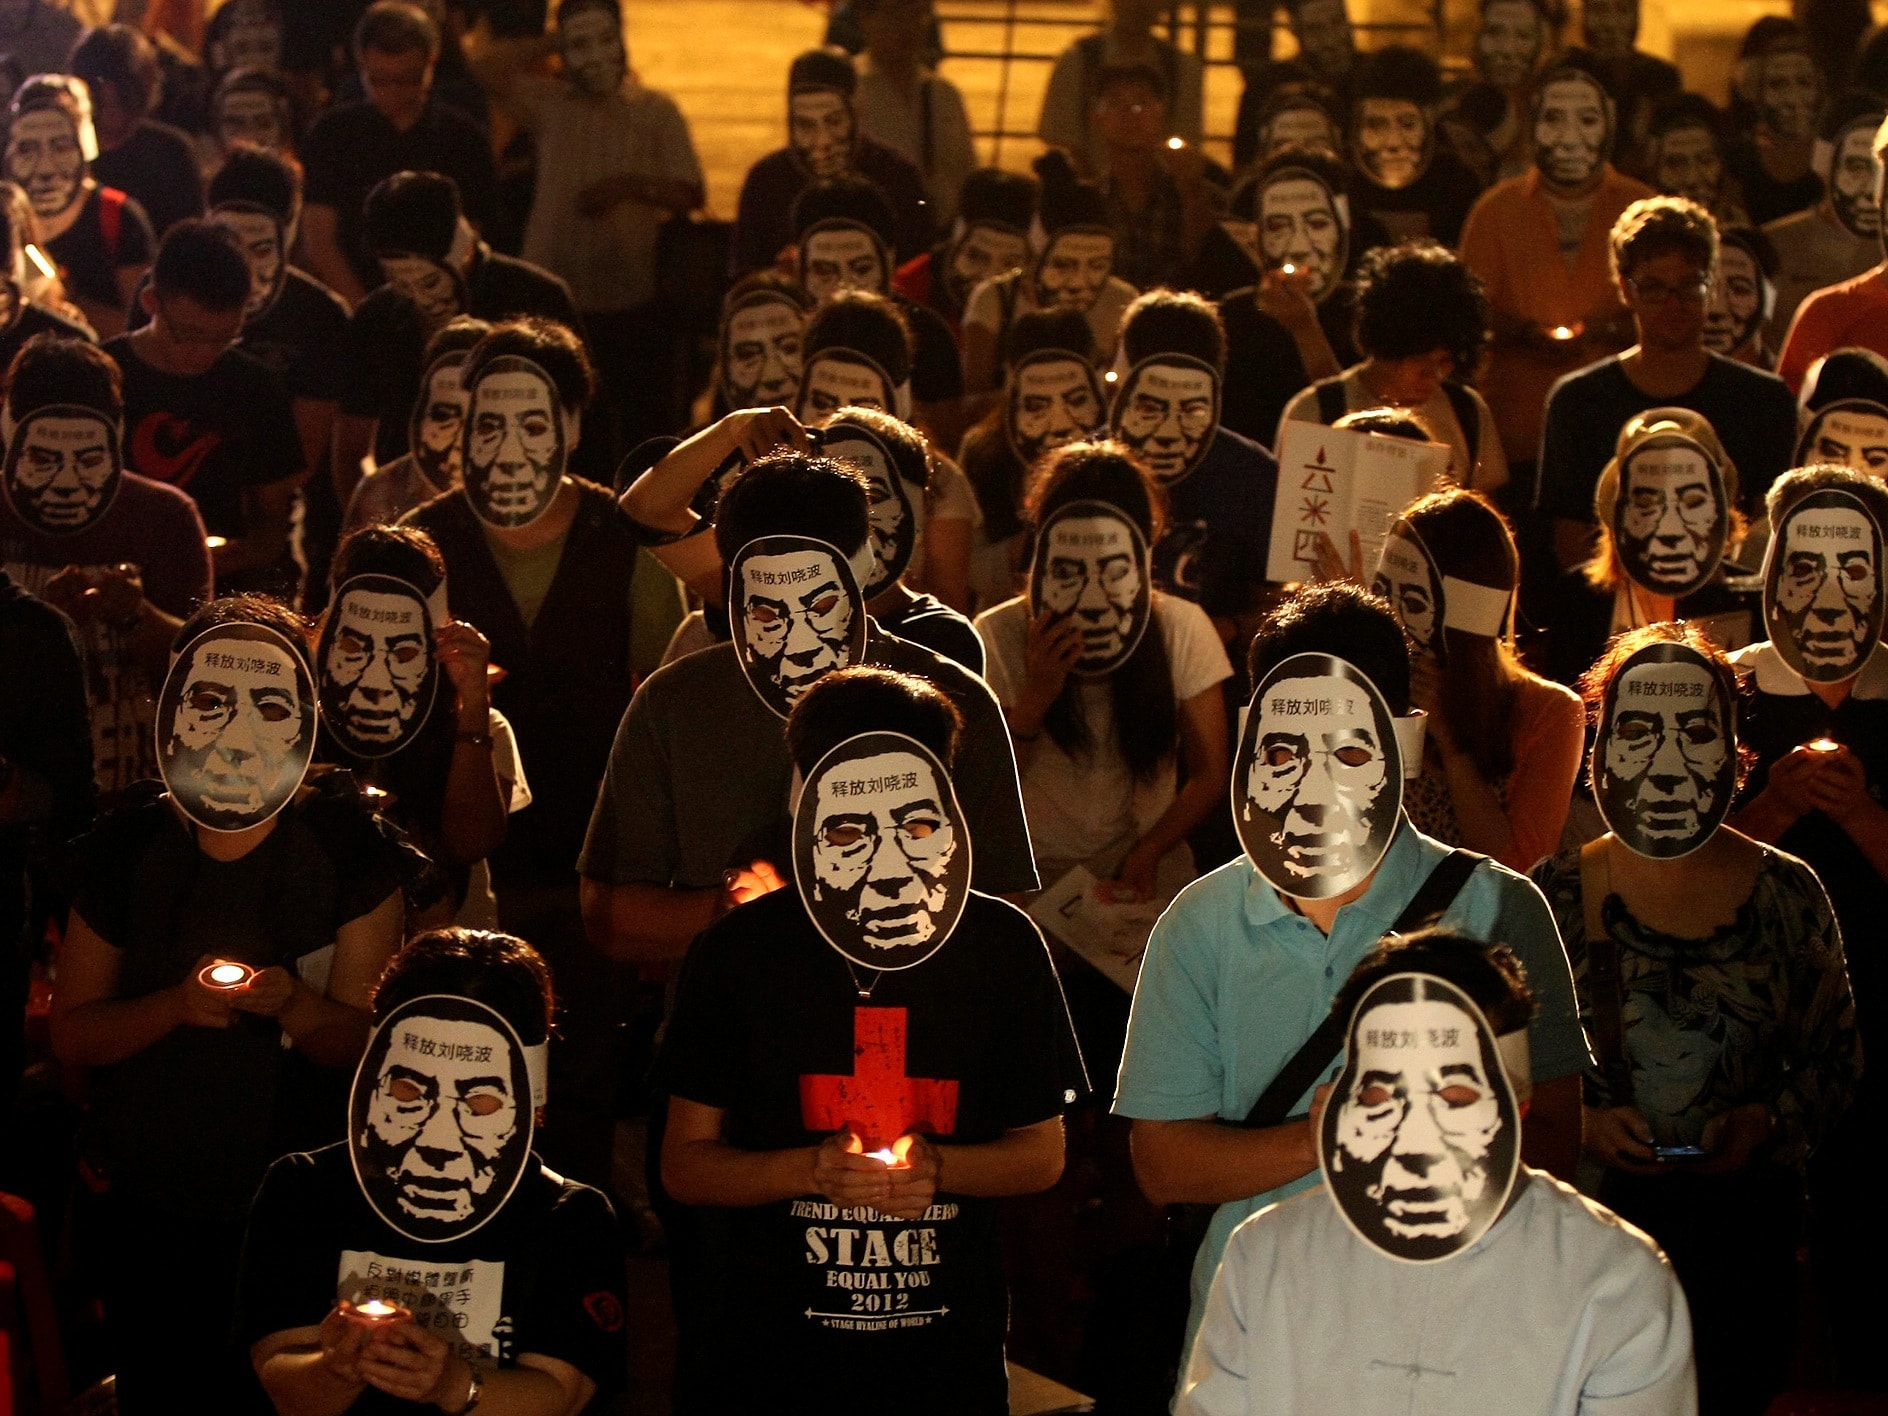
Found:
[1535,376,1595,520]
[0,597,94,844]
[512,1183,630,1397]
[114,195,156,268]
[653,921,747,1108]
[234,1153,340,1349]
[299,115,347,210]
[451,120,500,231]
[907,303,964,404]
[302,775,430,923]
[151,134,207,236]
[980,906,1089,1129]
[339,290,426,423]
[285,285,352,404]
[246,363,307,486]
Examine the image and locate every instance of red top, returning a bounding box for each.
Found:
[1776,265,1888,394]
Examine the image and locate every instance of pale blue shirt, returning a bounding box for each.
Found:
[1180,1170,1696,1416]
[1113,819,1589,1350]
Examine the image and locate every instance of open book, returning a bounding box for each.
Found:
[1265,420,1453,583]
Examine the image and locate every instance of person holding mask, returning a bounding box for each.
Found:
[1534,622,1857,1415]
[1374,489,1582,872]
[1725,20,1824,228]
[1346,46,1484,248]
[50,593,414,1410]
[1763,95,1883,352]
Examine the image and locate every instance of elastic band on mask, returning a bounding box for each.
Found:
[1496,1028,1532,1109]
[893,380,913,421]
[1441,577,1511,637]
[1393,711,1427,778]
[847,541,880,593]
[1332,192,1350,228]
[525,1041,549,1111]
[1812,138,1834,181]
[427,583,451,627]
[448,216,477,269]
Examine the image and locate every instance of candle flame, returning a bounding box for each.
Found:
[1167,136,1185,150]
[1551,325,1575,340]
[867,1147,899,1165]
[1104,370,1117,382]
[1808,738,1842,753]
[1281,263,1296,275]
[355,1299,401,1321]
[205,535,229,550]
[199,961,253,989]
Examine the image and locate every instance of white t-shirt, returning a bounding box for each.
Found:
[455,708,532,931]
[975,592,1231,868]
[1276,367,1510,494]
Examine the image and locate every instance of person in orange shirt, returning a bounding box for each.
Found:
[1459,60,1653,506]
[1776,114,1888,392]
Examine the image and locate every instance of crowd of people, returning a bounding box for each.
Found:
[1,0,1887,1411]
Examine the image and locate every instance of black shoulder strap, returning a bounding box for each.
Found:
[1441,380,1482,467]
[1235,849,1485,1130]
[1580,838,1636,1106]
[1315,376,1348,425]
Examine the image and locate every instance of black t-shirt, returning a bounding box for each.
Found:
[656,888,1086,1412]
[301,99,499,292]
[105,333,305,540]
[877,590,984,675]
[340,250,581,464]
[1726,142,1823,228]
[244,270,353,404]
[236,1145,629,1411]
[1218,289,1312,446]
[1537,353,1798,522]
[1351,150,1485,248]
[47,185,155,311]
[0,300,92,372]
[898,294,966,405]
[91,120,205,238]
[1154,426,1279,619]
[732,137,936,278]
[71,780,418,1221]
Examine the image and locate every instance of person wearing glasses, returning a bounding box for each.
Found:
[1537,196,1797,576]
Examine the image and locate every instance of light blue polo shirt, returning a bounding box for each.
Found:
[1112,819,1589,1352]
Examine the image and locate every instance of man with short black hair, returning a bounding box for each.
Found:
[106,218,303,596]
[299,1,498,305]
[1538,196,1797,568]
[71,25,205,241]
[1038,0,1206,179]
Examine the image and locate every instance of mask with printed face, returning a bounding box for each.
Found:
[318,574,440,759]
[1320,973,1521,1263]
[1354,97,1431,191]
[1291,0,1355,80]
[1651,122,1723,208]
[946,222,1028,306]
[1234,652,1402,900]
[409,352,471,493]
[729,534,868,717]
[789,88,855,179]
[1763,487,1885,683]
[1582,0,1639,56]
[3,402,121,535]
[1373,525,1446,663]
[1029,499,1152,677]
[1258,168,1346,302]
[1533,72,1612,188]
[156,622,316,832]
[5,107,84,220]
[350,994,535,1244]
[215,86,288,153]
[1593,640,1735,858]
[1260,101,1340,159]
[798,219,889,302]
[1754,50,1821,142]
[1702,238,1767,355]
[211,201,287,322]
[210,0,284,73]
[793,730,973,971]
[720,291,806,411]
[1005,349,1106,468]
[462,356,567,529]
[1825,116,1883,239]
[1109,354,1220,486]
[1796,399,1888,476]
[797,350,896,424]
[822,422,919,596]
[1613,433,1728,598]
[1033,229,1115,314]
[380,253,466,328]
[1476,0,1545,88]
[559,5,628,97]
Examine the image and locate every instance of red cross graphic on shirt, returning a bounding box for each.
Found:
[799,1007,959,1153]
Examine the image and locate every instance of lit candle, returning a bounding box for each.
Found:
[348,1299,407,1324]
[1103,370,1117,383]
[1281,263,1296,275]
[205,535,228,550]
[867,1147,899,1165]
[1167,136,1185,150]
[1808,738,1842,754]
[198,961,254,990]
[1550,325,1575,341]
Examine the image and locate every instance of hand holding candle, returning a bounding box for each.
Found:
[814,1130,894,1209]
[877,1135,940,1221]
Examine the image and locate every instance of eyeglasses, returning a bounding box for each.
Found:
[1627,275,1712,305]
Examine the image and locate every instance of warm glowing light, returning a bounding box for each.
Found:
[1104,370,1118,382]
[352,1300,403,1322]
[205,535,229,550]
[1808,738,1842,754]
[24,244,54,280]
[1552,326,1574,340]
[1167,136,1185,150]
[1281,263,1296,275]
[867,1147,899,1165]
[198,961,254,990]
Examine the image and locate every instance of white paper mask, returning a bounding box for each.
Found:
[793,730,972,973]
[1613,433,1728,599]
[1702,239,1768,356]
[1651,123,1724,209]
[1823,116,1883,240]
[1320,973,1521,1264]
[318,574,440,760]
[3,402,122,536]
[1109,354,1221,486]
[463,356,566,529]
[1796,399,1888,475]
[797,349,900,424]
[1005,349,1106,468]
[1234,652,1403,900]
[1354,97,1432,191]
[6,107,85,220]
[821,423,916,596]
[210,0,284,73]
[1261,103,1341,158]
[1372,525,1445,663]
[797,218,889,301]
[1753,50,1821,143]
[380,252,466,327]
[1475,0,1546,89]
[156,621,316,832]
[720,291,806,411]
[1532,71,1612,188]
[729,534,868,717]
[349,994,535,1245]
[559,4,628,97]
[409,351,471,494]
[789,88,855,179]
[211,201,288,323]
[1763,487,1885,684]
[1593,640,1735,858]
[1033,228,1116,314]
[1029,499,1152,677]
[946,222,1028,306]
[1258,167,1347,303]
[215,86,288,154]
